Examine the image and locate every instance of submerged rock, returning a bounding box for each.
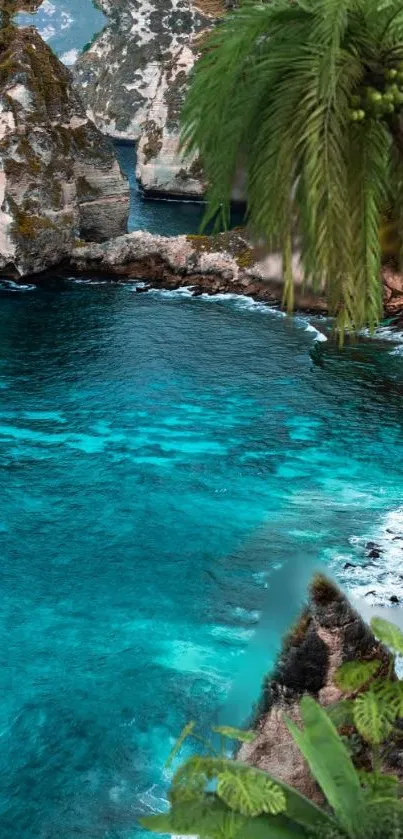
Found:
[238,576,393,801]
[74,0,222,197]
[0,25,129,277]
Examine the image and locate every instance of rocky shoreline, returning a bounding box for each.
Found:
[66,229,328,312]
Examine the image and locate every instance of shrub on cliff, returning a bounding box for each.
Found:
[181,0,403,337]
[141,616,403,839]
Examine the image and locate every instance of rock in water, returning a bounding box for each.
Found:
[0,25,129,277]
[238,576,391,802]
[74,0,224,198]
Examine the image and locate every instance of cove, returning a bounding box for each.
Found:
[1,281,403,837]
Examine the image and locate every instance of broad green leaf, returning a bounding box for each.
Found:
[353,690,396,745]
[370,617,403,655]
[334,660,380,692]
[213,725,257,744]
[173,756,336,833]
[216,767,286,816]
[165,721,195,769]
[141,795,309,838]
[373,678,403,716]
[326,700,354,728]
[286,696,366,836]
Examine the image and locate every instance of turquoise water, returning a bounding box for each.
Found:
[2,280,403,836]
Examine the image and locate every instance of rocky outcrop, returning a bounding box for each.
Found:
[0,24,129,277]
[237,576,396,802]
[74,0,222,197]
[68,229,328,311]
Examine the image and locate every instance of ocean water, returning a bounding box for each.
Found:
[1,280,403,837]
[114,143,245,237]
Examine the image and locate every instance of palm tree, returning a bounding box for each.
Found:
[181,0,403,335]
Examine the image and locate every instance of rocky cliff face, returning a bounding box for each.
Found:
[0,23,129,277]
[237,576,401,801]
[74,0,223,197]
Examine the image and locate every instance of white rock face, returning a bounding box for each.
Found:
[0,25,129,277]
[74,0,221,197]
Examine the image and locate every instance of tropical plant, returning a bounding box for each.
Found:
[181,0,403,336]
[141,617,403,839]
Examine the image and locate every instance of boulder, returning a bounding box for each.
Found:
[0,24,129,277]
[74,0,222,197]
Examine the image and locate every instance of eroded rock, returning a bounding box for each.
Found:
[74,0,221,197]
[0,25,129,276]
[68,229,328,311]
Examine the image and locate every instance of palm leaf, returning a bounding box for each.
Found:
[285,696,366,836]
[165,721,195,769]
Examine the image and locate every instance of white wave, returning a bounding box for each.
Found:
[0,280,36,292]
[335,505,403,608]
[146,286,195,298]
[68,278,107,286]
[303,321,328,342]
[126,281,149,290]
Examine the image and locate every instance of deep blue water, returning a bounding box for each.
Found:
[2,282,403,837]
[114,144,245,237]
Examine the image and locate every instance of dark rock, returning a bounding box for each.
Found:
[365,590,377,597]
[343,562,356,570]
[367,549,382,559]
[390,595,400,604]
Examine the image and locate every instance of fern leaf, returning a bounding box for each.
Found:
[370,616,403,655]
[353,690,396,744]
[286,696,366,836]
[165,721,195,769]
[334,660,381,692]
[216,767,286,817]
[212,726,256,744]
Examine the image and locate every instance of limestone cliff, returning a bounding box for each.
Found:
[0,24,129,277]
[238,576,403,801]
[74,0,223,197]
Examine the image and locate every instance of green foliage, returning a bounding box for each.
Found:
[285,697,366,836]
[181,0,403,335]
[353,690,395,744]
[371,616,403,654]
[334,661,381,692]
[166,721,195,769]
[212,725,257,744]
[216,767,286,816]
[143,617,403,839]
